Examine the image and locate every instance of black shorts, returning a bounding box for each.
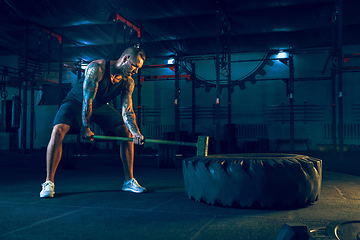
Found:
[53,101,124,135]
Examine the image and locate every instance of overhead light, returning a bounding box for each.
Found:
[167,58,175,64]
[276,51,289,59]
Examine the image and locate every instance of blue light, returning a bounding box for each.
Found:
[167,58,175,64]
[276,51,289,59]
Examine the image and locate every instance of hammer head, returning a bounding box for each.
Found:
[197,136,209,156]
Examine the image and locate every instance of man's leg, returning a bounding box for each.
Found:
[111,124,145,193]
[120,139,134,181]
[92,104,145,193]
[40,123,70,198]
[46,124,71,182]
[112,125,134,181]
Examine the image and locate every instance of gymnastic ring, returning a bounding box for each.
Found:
[1,90,8,98]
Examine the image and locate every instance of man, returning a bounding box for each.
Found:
[40,45,146,198]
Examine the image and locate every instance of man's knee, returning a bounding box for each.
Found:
[51,124,70,141]
[113,125,131,138]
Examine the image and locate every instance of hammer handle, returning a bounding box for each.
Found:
[92,135,198,148]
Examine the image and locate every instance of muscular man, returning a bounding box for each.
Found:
[40,46,146,198]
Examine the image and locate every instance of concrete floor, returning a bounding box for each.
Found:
[0,149,360,240]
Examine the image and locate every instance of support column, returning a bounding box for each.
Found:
[137,69,142,131]
[289,51,295,153]
[191,63,196,142]
[21,21,29,155]
[30,79,34,152]
[336,0,344,161]
[174,58,180,141]
[215,8,221,154]
[227,24,232,153]
[136,35,142,133]
[331,7,337,154]
[112,15,118,109]
[58,39,63,108]
[112,15,118,60]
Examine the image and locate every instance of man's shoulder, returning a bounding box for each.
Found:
[91,59,106,68]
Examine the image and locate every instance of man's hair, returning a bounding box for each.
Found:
[121,45,146,61]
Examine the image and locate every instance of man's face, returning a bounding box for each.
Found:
[124,55,144,77]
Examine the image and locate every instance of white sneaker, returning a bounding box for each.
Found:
[122,178,146,193]
[40,180,55,198]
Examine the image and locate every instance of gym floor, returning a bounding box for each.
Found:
[1,149,360,240]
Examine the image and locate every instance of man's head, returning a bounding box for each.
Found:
[118,45,146,77]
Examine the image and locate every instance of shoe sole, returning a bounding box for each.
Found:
[40,192,55,198]
[122,188,145,193]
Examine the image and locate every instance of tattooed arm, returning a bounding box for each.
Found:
[81,60,104,140]
[121,77,143,145]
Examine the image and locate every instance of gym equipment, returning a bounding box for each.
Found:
[276,219,360,239]
[183,153,322,208]
[158,144,176,168]
[93,135,209,169]
[93,135,208,154]
[276,223,314,240]
[327,219,360,240]
[58,142,78,169]
[58,135,209,169]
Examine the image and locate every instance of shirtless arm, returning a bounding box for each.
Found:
[121,78,143,144]
[81,61,103,140]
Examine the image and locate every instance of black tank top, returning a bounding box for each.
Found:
[64,61,127,108]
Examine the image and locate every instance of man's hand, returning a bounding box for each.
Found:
[132,133,144,145]
[81,127,94,141]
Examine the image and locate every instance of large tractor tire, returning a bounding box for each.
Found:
[182,153,322,208]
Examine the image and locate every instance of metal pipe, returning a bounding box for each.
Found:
[174,58,180,141]
[92,135,197,148]
[21,21,29,155]
[116,14,140,38]
[112,16,118,110]
[191,63,196,142]
[58,38,63,107]
[112,16,118,59]
[215,7,221,154]
[137,68,142,129]
[30,78,34,152]
[337,0,344,161]
[331,8,337,155]
[227,23,232,153]
[289,51,295,153]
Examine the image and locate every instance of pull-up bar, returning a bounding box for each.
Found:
[29,22,62,44]
[116,14,141,38]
